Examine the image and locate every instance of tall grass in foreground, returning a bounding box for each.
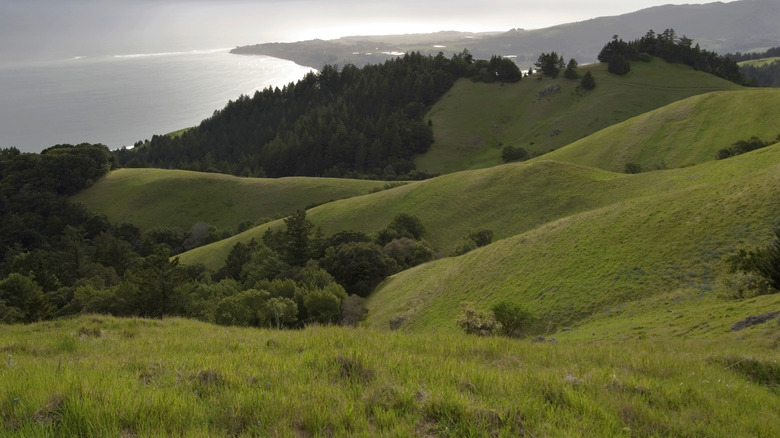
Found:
[1,316,778,437]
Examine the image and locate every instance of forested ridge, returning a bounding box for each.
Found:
[116,52,520,179]
[598,29,745,84]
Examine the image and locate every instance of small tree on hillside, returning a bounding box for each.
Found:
[535,52,564,78]
[608,53,631,75]
[563,58,579,79]
[581,71,596,90]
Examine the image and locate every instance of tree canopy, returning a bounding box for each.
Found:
[598,30,745,84]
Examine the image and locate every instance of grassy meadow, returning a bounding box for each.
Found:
[71,169,385,232]
[415,60,741,174]
[1,315,778,437]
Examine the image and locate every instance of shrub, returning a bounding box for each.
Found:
[726,228,780,295]
[456,303,497,336]
[491,301,535,337]
[341,295,368,326]
[501,145,529,163]
[469,230,494,248]
[624,162,643,174]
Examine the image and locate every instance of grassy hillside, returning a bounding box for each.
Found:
[416,59,741,175]
[366,144,780,334]
[538,88,780,172]
[2,315,778,437]
[178,159,667,270]
[70,168,384,232]
[739,56,780,67]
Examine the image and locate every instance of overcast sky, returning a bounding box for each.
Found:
[1,0,725,59]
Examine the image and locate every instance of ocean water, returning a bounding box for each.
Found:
[0,49,313,153]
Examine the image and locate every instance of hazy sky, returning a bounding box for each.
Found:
[1,0,723,59]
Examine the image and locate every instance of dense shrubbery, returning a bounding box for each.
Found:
[716,135,779,160]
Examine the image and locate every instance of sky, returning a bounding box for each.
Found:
[1,0,723,60]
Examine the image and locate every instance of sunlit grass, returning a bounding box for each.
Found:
[540,88,780,172]
[366,144,780,333]
[1,315,778,436]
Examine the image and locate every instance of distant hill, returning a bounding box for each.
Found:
[539,88,780,172]
[416,59,741,175]
[70,168,384,233]
[231,0,780,69]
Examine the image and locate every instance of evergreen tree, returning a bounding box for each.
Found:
[581,71,596,90]
[563,58,579,79]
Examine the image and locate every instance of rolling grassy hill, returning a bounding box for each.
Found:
[70,168,385,232]
[739,57,780,67]
[537,88,780,172]
[366,143,780,334]
[415,59,741,175]
[177,160,660,270]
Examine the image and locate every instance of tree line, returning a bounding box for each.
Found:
[0,147,442,327]
[597,29,745,84]
[116,51,519,180]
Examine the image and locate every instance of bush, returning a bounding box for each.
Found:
[456,303,497,336]
[624,162,643,174]
[491,301,535,337]
[501,145,529,163]
[726,229,780,295]
[341,295,368,326]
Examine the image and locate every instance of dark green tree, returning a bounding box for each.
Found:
[580,71,596,90]
[321,242,398,297]
[376,213,427,245]
[491,301,535,337]
[608,53,631,75]
[284,210,314,266]
[132,251,190,318]
[535,52,564,78]
[563,58,579,79]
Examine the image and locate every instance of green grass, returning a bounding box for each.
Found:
[70,168,385,232]
[739,57,780,67]
[538,88,780,172]
[165,127,192,138]
[178,160,649,270]
[415,59,741,175]
[365,144,780,334]
[1,315,778,437]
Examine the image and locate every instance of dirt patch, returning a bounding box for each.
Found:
[731,312,779,331]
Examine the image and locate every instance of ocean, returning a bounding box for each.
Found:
[0,49,313,153]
